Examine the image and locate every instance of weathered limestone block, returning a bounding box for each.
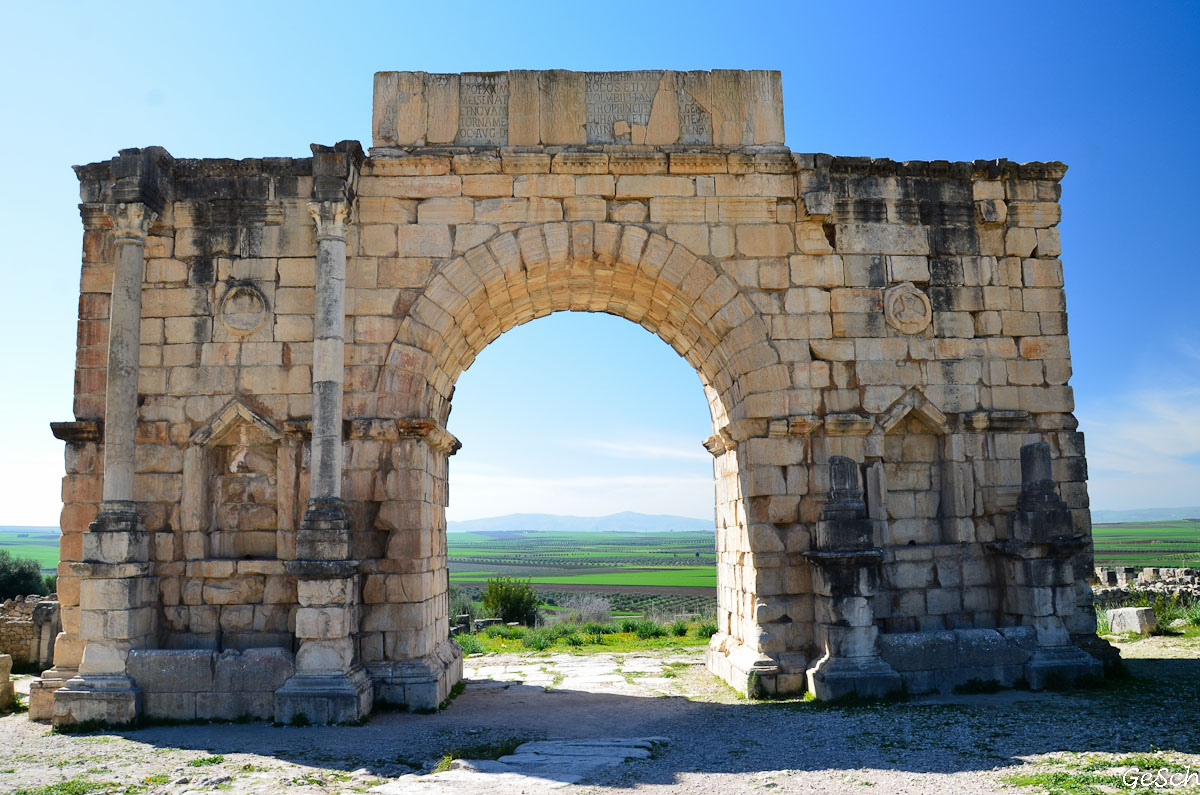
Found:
[372,70,784,148]
[1108,606,1156,636]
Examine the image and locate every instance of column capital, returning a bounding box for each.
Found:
[110,202,157,244]
[308,200,350,242]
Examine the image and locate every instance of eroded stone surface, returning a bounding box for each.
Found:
[43,68,1105,726]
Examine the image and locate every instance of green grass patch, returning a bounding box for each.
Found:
[10,779,118,795]
[457,619,712,654]
[188,754,224,767]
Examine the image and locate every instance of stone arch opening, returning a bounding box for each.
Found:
[357,223,792,703]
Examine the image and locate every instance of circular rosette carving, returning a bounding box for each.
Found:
[218,283,270,335]
[883,282,932,335]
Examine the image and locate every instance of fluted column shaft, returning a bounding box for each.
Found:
[100,202,155,507]
[309,200,349,503]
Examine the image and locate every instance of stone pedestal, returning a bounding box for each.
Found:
[275,560,373,724]
[52,504,155,727]
[805,457,901,700]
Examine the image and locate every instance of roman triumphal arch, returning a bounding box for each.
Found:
[33,70,1114,726]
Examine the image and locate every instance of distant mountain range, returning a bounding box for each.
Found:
[1091,507,1200,524]
[5,505,1198,536]
[446,511,712,533]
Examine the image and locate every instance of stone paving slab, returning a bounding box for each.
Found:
[372,737,668,793]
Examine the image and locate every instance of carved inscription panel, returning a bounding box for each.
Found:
[456,73,508,146]
[585,71,661,144]
[372,70,784,147]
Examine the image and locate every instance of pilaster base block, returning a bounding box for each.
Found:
[51,675,142,727]
[1023,646,1102,690]
[806,654,903,701]
[705,634,796,697]
[84,503,148,564]
[298,498,351,560]
[274,666,373,725]
[367,638,462,711]
[28,668,76,722]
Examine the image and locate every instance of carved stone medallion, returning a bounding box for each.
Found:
[883,282,932,335]
[218,283,269,335]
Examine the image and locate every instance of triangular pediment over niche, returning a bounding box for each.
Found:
[189,397,282,447]
[878,389,948,435]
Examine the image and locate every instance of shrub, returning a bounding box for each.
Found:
[454,633,483,655]
[562,633,584,647]
[580,621,617,636]
[696,620,719,638]
[619,617,640,633]
[481,577,540,626]
[448,585,474,625]
[522,629,553,651]
[483,624,525,640]
[634,620,667,639]
[0,550,45,600]
[670,620,689,637]
[558,593,612,625]
[43,574,57,594]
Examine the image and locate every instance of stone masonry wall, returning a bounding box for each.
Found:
[47,70,1104,717]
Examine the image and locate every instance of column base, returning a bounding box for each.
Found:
[1024,646,1102,690]
[274,666,373,725]
[806,653,903,701]
[366,638,463,711]
[51,675,142,728]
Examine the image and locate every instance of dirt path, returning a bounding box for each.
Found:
[2,636,1198,794]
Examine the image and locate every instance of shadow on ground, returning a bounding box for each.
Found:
[13,654,1197,790]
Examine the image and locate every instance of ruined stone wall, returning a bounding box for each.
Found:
[0,598,37,664]
[44,70,1106,724]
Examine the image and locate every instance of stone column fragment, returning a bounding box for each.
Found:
[990,442,1106,688]
[805,456,901,700]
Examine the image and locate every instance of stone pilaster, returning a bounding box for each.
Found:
[990,442,1103,688]
[364,420,463,711]
[805,456,901,700]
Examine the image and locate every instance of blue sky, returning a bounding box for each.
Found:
[1,1,1197,524]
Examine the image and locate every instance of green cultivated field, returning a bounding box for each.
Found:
[0,527,60,572]
[447,530,717,589]
[7,520,1193,585]
[1091,520,1200,568]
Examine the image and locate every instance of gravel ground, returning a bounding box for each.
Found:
[2,634,1198,794]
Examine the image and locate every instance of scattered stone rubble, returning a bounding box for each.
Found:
[1092,567,1200,604]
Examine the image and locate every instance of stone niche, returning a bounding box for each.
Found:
[183,399,292,560]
